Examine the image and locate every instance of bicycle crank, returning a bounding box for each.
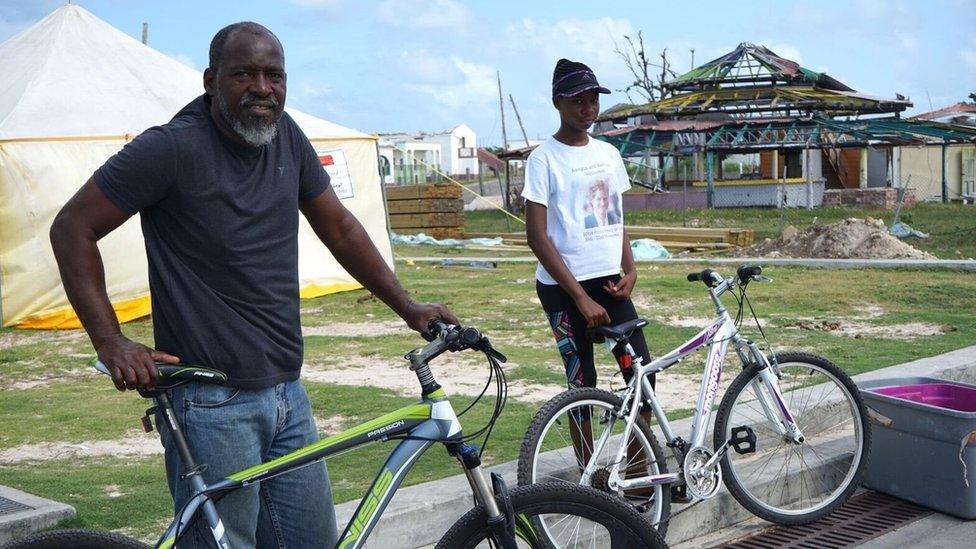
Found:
[683,446,722,500]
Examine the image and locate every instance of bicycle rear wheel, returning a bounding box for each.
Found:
[517,388,669,536]
[1,529,149,549]
[436,483,666,548]
[714,352,870,524]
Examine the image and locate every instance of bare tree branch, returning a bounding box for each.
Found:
[612,30,677,104]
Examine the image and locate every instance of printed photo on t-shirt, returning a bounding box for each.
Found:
[582,178,621,229]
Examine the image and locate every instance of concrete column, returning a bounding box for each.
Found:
[859,147,868,189]
[772,150,779,180]
[893,147,902,188]
[706,150,715,208]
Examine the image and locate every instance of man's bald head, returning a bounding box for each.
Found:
[208,22,283,74]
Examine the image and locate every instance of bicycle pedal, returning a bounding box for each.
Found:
[731,426,757,454]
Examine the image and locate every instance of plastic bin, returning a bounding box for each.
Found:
[859,377,976,519]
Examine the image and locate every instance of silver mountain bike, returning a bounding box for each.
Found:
[517,265,871,536]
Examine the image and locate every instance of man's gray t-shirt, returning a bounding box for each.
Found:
[94,94,330,389]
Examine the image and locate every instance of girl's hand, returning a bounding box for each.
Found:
[575,295,611,328]
[604,272,636,300]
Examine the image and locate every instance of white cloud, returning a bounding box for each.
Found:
[961,49,976,72]
[761,42,803,65]
[900,36,918,52]
[400,50,467,86]
[404,56,495,109]
[377,0,469,29]
[289,0,346,8]
[507,17,636,82]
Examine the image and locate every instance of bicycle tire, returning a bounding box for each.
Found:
[0,529,149,549]
[435,483,666,548]
[714,352,871,525]
[517,388,670,536]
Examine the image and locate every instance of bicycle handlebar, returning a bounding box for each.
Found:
[423,320,507,363]
[687,265,765,289]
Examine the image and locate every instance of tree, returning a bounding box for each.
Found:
[613,30,678,104]
[969,91,976,103]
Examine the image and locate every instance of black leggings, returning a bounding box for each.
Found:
[537,275,655,392]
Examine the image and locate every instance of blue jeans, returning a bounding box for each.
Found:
[158,380,337,548]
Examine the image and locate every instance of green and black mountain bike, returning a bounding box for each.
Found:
[3,321,666,549]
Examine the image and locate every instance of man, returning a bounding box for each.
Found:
[50,22,455,547]
[583,179,621,228]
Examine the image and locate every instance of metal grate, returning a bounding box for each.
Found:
[0,495,33,516]
[722,491,932,548]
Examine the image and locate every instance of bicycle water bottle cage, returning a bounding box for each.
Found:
[587,318,648,343]
[731,426,757,455]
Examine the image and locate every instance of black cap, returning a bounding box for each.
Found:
[552,59,611,98]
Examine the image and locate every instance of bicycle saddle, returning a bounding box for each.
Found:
[588,318,648,342]
[94,360,229,391]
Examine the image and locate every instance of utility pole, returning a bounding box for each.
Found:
[509,94,530,148]
[497,71,509,151]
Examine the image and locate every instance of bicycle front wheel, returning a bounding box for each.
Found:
[714,352,870,524]
[1,529,149,549]
[517,388,669,535]
[436,483,666,548]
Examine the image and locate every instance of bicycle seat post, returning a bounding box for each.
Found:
[154,392,206,488]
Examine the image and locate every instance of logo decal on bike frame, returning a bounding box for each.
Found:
[339,467,395,548]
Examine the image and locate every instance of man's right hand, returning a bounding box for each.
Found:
[575,295,611,328]
[95,334,180,391]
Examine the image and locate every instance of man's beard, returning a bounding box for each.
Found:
[215,90,281,147]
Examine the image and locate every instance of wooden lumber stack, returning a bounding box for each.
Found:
[386,184,464,239]
[464,226,754,254]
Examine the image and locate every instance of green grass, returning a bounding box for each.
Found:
[1,261,975,540]
[456,203,976,260]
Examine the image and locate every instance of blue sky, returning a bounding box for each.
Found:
[2,0,974,147]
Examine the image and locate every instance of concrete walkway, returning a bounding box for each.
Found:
[3,346,973,546]
[333,345,976,547]
[397,255,976,270]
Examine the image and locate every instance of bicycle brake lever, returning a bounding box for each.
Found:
[756,275,774,283]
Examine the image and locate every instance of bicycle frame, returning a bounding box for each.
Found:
[149,332,506,549]
[587,278,805,494]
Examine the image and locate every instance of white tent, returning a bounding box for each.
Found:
[0,4,392,328]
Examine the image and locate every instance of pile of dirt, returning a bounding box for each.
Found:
[747,218,936,259]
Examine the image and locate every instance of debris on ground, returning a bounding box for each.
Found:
[889,221,930,239]
[747,217,936,259]
[631,238,672,260]
[391,232,503,247]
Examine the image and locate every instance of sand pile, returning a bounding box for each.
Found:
[748,217,936,259]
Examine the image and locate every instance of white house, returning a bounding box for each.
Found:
[377,133,441,185]
[417,124,479,177]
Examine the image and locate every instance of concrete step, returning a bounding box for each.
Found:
[0,485,75,544]
[334,345,976,548]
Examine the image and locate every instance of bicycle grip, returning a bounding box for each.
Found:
[737,264,762,283]
[687,269,717,284]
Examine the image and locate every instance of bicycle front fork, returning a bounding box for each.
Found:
[451,443,518,548]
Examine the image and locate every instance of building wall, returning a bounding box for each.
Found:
[417,125,479,176]
[899,144,971,200]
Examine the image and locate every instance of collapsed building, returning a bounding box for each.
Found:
[594,43,976,208]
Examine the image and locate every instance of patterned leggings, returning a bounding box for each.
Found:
[537,275,655,393]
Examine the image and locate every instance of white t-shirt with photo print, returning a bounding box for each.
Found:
[521,136,630,285]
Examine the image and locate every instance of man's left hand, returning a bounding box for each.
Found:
[400,301,460,334]
[604,272,637,300]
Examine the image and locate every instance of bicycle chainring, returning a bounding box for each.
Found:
[682,446,722,500]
